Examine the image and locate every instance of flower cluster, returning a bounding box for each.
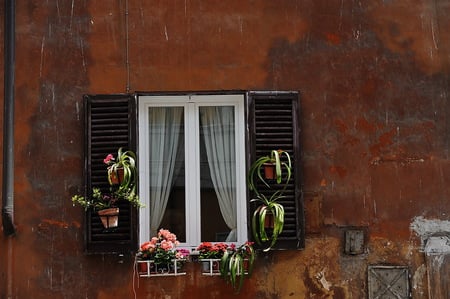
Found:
[103,153,115,165]
[138,229,188,264]
[197,242,231,259]
[71,187,118,211]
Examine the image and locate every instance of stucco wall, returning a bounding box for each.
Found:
[1,1,449,298]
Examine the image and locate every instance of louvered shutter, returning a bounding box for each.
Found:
[246,91,304,250]
[83,94,138,254]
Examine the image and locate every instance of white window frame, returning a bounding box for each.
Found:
[138,94,247,249]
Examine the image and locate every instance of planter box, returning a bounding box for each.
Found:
[137,259,186,277]
[200,258,250,276]
[200,259,221,276]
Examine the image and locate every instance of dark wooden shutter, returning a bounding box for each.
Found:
[246,91,304,250]
[83,94,137,254]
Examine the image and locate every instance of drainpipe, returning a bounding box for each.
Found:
[2,0,16,236]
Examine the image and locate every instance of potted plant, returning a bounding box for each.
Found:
[72,149,143,229]
[219,241,255,293]
[247,149,292,251]
[247,149,292,188]
[136,229,189,276]
[250,191,285,251]
[71,188,121,228]
[104,147,137,193]
[71,186,142,229]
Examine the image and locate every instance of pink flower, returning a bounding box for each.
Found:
[176,248,190,259]
[158,229,169,238]
[138,229,184,262]
[166,233,177,242]
[103,154,114,164]
[160,240,173,251]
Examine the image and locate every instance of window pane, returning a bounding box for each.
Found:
[199,106,237,242]
[148,106,186,242]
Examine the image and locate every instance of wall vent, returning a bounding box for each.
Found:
[368,265,410,299]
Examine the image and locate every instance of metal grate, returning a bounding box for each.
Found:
[368,265,410,299]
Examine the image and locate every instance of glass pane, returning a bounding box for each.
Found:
[199,106,237,242]
[148,106,186,242]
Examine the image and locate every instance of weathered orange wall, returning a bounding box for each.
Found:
[1,1,449,298]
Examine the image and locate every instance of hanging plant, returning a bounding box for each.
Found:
[104,147,137,192]
[247,149,292,251]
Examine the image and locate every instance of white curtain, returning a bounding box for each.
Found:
[200,106,237,242]
[148,107,183,236]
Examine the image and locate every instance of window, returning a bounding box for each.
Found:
[82,91,304,254]
[138,94,247,247]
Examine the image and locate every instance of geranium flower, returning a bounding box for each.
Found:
[140,241,155,251]
[137,229,186,264]
[160,240,174,251]
[176,249,190,259]
[197,242,229,259]
[103,154,114,165]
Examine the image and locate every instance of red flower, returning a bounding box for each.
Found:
[197,242,229,259]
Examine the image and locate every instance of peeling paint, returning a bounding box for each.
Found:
[410,216,450,248]
[425,235,450,255]
[315,270,332,291]
[412,264,426,295]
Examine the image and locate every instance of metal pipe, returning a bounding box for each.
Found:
[2,0,16,236]
[125,0,130,93]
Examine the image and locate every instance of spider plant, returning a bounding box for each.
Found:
[104,147,137,193]
[247,149,292,251]
[219,242,255,293]
[250,191,285,251]
[247,149,291,191]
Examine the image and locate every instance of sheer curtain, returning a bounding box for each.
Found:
[200,106,237,242]
[148,107,183,236]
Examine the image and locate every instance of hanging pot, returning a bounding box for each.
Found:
[109,168,124,185]
[264,212,275,229]
[263,163,276,180]
[98,207,119,228]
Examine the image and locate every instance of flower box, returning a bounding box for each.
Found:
[200,258,250,276]
[200,258,222,276]
[137,259,186,277]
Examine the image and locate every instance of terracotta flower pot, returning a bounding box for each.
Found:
[264,212,274,229]
[98,207,119,228]
[138,261,149,275]
[263,163,276,180]
[109,168,124,185]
